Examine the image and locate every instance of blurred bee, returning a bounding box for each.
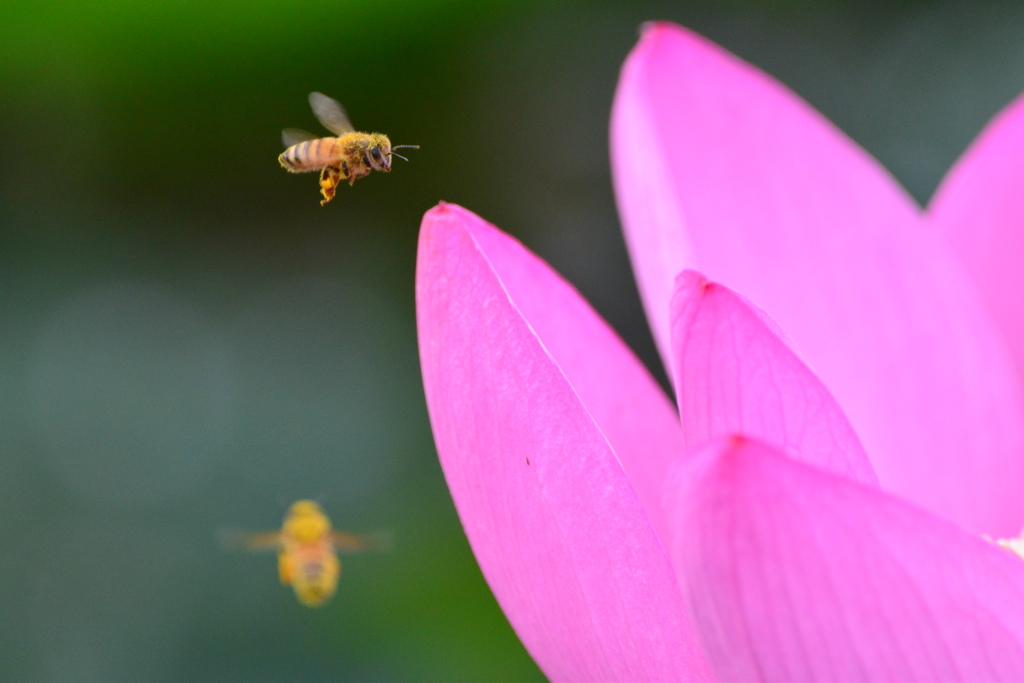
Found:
[278,92,419,205]
[224,500,391,607]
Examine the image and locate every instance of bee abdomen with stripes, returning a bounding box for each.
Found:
[278,137,340,173]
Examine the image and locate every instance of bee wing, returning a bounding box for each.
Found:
[332,529,394,555]
[219,528,282,552]
[281,128,318,148]
[309,92,355,136]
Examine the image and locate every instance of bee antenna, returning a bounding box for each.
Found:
[391,145,420,151]
[391,152,410,162]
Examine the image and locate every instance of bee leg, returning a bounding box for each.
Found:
[319,166,342,206]
[339,161,356,187]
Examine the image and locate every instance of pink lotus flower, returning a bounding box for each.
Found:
[417,22,1024,682]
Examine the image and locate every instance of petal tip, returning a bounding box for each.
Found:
[424,201,457,222]
[422,202,488,240]
[673,269,713,297]
[632,20,712,60]
[638,20,679,39]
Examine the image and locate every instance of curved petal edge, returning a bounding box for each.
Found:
[670,270,877,486]
[416,202,712,682]
[931,92,1024,398]
[447,202,688,549]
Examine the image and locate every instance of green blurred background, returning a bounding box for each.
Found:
[1,1,1023,680]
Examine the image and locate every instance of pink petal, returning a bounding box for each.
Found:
[457,203,689,549]
[416,203,712,682]
[611,22,1024,536]
[930,93,1024,399]
[664,435,1024,682]
[671,270,877,486]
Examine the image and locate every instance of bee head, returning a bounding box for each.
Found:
[367,134,392,172]
[285,499,331,542]
[288,500,323,517]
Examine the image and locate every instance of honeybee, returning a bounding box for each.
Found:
[278,92,419,205]
[224,500,391,607]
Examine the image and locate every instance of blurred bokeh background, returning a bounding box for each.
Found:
[2,1,1024,680]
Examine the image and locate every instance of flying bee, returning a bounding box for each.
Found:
[278,92,419,205]
[222,500,392,607]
